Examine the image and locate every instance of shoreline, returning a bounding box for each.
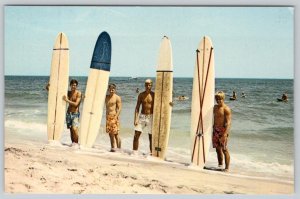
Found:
[4,141,294,194]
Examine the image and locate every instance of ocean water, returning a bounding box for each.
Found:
[4,76,294,182]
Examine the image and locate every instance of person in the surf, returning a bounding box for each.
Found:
[213,91,232,172]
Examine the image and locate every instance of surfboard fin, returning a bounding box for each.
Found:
[155,147,162,151]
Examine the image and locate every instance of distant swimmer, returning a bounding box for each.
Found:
[241,92,246,98]
[277,93,288,102]
[136,88,139,93]
[45,82,50,91]
[177,95,189,101]
[229,91,237,101]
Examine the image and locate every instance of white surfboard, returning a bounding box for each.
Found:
[47,32,69,141]
[79,32,111,148]
[190,36,215,168]
[152,36,173,159]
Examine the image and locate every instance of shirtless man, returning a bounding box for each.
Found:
[213,91,232,172]
[105,84,122,152]
[133,79,155,154]
[63,79,82,145]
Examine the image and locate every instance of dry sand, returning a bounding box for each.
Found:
[4,141,293,194]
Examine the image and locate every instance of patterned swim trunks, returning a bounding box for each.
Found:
[134,114,153,134]
[106,114,120,134]
[66,112,80,129]
[212,127,228,150]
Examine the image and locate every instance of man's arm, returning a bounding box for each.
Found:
[134,94,142,125]
[63,92,82,107]
[116,96,122,117]
[224,106,231,136]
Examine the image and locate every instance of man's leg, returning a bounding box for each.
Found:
[115,134,121,148]
[71,127,79,143]
[133,131,141,150]
[216,146,223,166]
[109,133,115,151]
[223,149,230,171]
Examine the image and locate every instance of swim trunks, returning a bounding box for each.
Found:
[106,114,120,134]
[66,112,80,129]
[134,114,153,134]
[212,127,228,150]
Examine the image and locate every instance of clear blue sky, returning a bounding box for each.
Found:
[4,6,294,78]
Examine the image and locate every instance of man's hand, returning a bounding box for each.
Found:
[134,119,138,126]
[63,95,67,102]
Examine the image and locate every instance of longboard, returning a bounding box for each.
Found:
[79,31,111,148]
[152,36,173,159]
[190,36,215,168]
[47,32,69,141]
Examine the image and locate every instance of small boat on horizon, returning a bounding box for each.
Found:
[128,76,138,80]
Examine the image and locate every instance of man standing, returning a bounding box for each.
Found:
[133,79,155,155]
[105,84,122,152]
[63,79,82,146]
[213,91,232,172]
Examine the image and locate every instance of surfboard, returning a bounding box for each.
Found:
[152,36,173,159]
[79,31,111,148]
[190,36,215,168]
[47,32,69,141]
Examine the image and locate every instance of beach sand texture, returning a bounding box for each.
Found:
[4,141,293,194]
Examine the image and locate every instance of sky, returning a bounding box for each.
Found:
[4,6,294,78]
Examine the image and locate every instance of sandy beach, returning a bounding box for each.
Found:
[4,141,293,194]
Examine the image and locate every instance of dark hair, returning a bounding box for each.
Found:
[70,79,78,86]
[108,83,116,89]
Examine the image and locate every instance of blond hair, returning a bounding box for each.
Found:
[145,79,152,84]
[215,91,225,100]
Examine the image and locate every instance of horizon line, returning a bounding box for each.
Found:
[3,75,294,80]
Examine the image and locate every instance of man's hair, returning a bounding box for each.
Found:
[215,91,225,100]
[145,79,152,84]
[108,83,116,89]
[70,79,78,86]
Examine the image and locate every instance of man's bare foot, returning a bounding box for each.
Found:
[223,168,229,172]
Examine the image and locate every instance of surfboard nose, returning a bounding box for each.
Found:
[53,32,69,49]
[157,36,173,71]
[90,31,112,71]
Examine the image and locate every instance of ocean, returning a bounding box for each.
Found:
[4,76,294,183]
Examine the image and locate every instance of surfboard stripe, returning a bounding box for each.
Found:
[52,33,63,139]
[156,70,173,72]
[191,49,202,164]
[155,71,165,155]
[53,48,69,50]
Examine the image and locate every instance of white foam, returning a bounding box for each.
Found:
[5,119,46,134]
